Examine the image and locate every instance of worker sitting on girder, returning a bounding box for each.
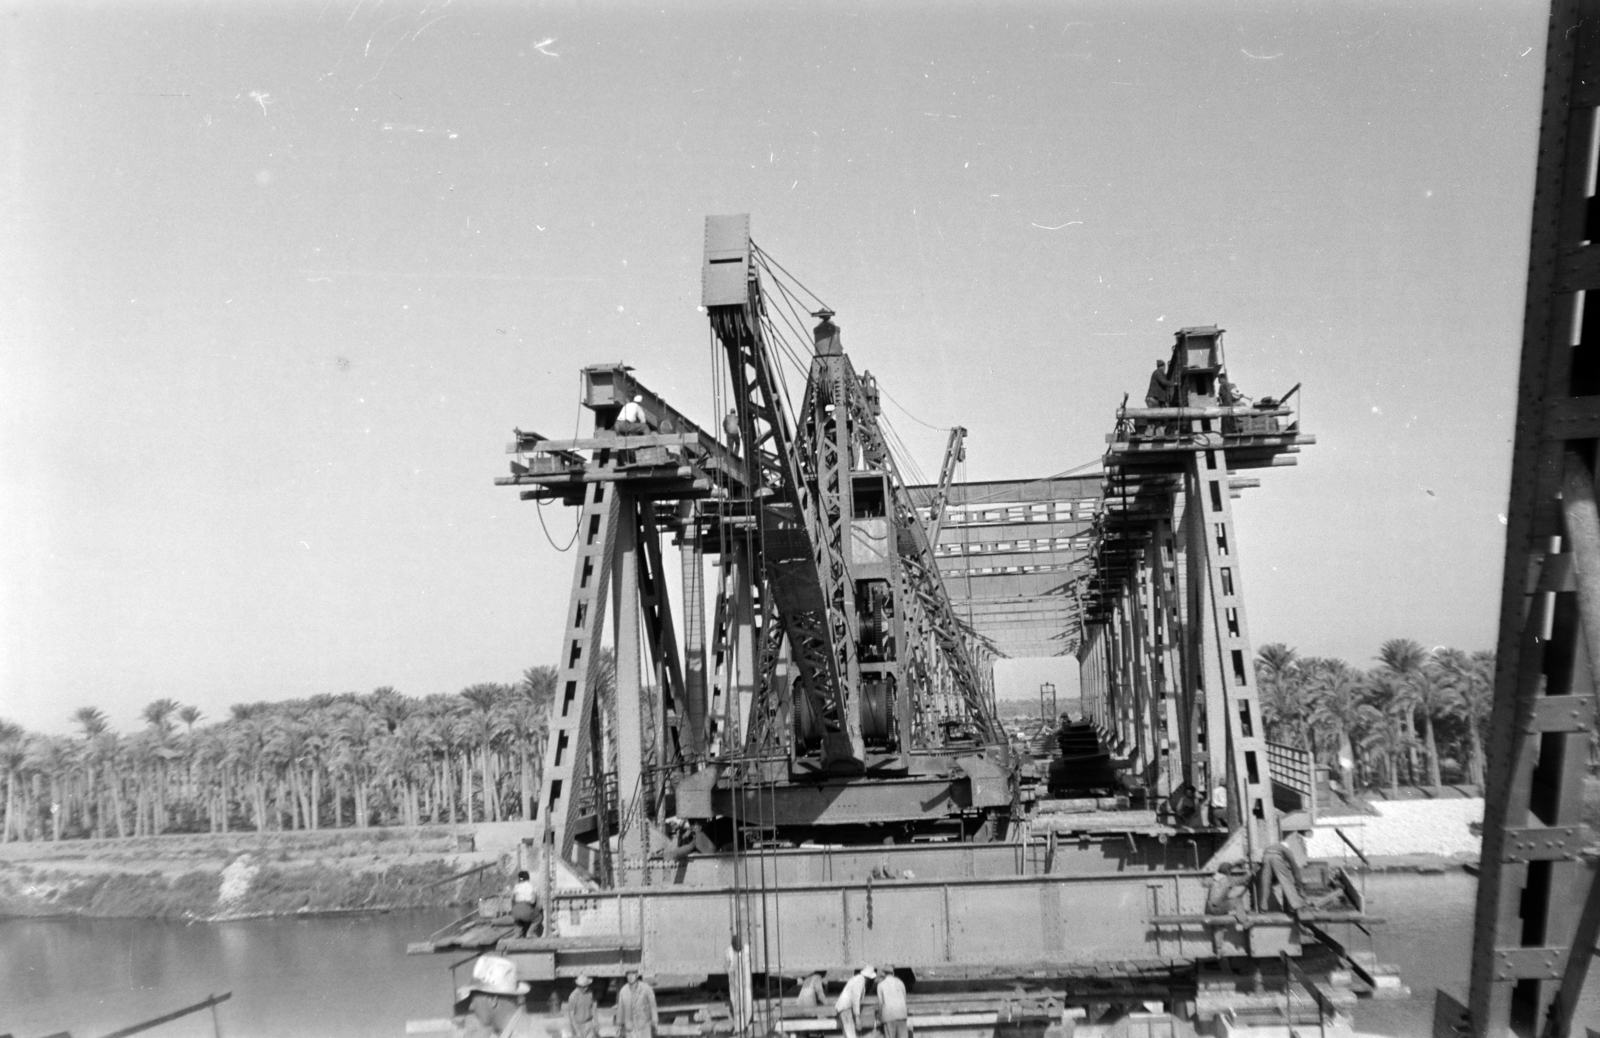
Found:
[614,394,653,464]
[616,394,652,435]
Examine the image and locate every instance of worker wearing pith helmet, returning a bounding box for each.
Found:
[566,975,599,1038]
[835,965,876,1038]
[457,955,540,1038]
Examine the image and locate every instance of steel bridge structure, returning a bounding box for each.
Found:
[1433,2,1600,1036]
[412,217,1386,1036]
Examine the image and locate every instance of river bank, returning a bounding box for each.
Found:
[0,821,539,921]
[0,795,1536,921]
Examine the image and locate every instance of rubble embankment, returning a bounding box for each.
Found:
[0,821,538,921]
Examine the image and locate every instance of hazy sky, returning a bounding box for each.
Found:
[2,1,1544,733]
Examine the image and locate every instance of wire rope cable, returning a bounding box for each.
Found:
[530,373,590,551]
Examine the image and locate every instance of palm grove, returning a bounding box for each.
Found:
[0,640,1492,842]
[0,665,575,843]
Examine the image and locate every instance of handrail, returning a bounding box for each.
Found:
[94,993,232,1038]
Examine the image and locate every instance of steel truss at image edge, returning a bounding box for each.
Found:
[1443,2,1600,1036]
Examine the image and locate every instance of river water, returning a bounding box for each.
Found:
[4,875,1600,1038]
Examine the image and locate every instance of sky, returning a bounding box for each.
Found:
[1,0,1546,733]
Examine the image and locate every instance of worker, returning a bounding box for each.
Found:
[1209,781,1228,828]
[510,869,539,937]
[615,967,658,1038]
[875,966,909,1038]
[1203,860,1255,957]
[1145,359,1176,408]
[726,934,753,1029]
[616,395,650,435]
[834,965,876,1038]
[457,955,541,1038]
[723,408,742,454]
[566,976,599,1038]
[796,971,827,1009]
[1260,827,1310,913]
[1204,860,1253,916]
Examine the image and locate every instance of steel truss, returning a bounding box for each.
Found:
[1446,2,1600,1035]
[1079,328,1317,854]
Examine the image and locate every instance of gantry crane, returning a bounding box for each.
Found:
[504,216,1014,883]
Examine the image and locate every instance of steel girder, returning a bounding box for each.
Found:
[1457,3,1600,1035]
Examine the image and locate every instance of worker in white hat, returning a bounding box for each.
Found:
[457,955,540,1038]
[566,975,599,1038]
[834,965,876,1038]
[616,395,650,435]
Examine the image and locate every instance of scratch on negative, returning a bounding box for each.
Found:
[1032,221,1082,230]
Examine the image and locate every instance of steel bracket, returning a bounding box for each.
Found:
[1492,946,1568,981]
[1518,695,1597,734]
[1502,826,1585,861]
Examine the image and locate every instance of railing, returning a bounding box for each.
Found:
[1265,740,1316,819]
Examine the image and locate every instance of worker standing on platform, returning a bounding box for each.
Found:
[616,968,658,1038]
[835,966,876,1038]
[875,967,909,1038]
[510,870,539,937]
[1145,360,1175,408]
[566,976,599,1038]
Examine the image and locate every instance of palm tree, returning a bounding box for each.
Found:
[1304,657,1365,791]
[0,720,26,841]
[70,708,109,837]
[1376,638,1443,787]
[1256,643,1310,747]
[1357,701,1405,793]
[96,731,129,837]
[459,684,514,823]
[334,704,384,828]
[142,698,180,736]
[26,735,74,840]
[1434,648,1494,787]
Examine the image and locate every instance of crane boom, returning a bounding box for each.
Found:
[927,425,967,547]
[703,215,865,768]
